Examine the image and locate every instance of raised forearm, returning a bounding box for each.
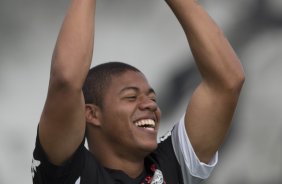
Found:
[166,0,244,90]
[51,0,96,89]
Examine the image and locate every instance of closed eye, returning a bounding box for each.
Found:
[125,96,137,101]
[149,94,157,102]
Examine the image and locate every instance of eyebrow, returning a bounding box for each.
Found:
[119,86,156,95]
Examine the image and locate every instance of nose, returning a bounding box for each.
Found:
[138,97,158,112]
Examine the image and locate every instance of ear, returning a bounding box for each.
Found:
[85,104,102,126]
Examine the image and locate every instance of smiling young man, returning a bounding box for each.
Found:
[31,0,245,183]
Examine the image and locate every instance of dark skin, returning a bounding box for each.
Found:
[38,0,244,179]
[86,71,161,177]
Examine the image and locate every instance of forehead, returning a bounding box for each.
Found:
[108,70,152,93]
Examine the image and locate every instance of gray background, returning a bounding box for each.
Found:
[0,0,282,183]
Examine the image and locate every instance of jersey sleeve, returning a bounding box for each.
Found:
[31,129,85,184]
[171,114,218,184]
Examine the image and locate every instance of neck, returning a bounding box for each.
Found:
[88,133,147,178]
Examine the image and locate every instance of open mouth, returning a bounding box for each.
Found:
[134,119,156,131]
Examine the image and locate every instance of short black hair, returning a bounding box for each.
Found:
[82,61,141,108]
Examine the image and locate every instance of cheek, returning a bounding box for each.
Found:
[102,103,134,130]
[101,107,137,145]
[102,96,138,128]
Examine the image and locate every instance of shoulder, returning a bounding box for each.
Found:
[32,132,104,184]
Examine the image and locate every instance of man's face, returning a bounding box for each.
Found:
[99,70,161,157]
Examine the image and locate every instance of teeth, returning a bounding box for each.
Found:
[134,119,155,129]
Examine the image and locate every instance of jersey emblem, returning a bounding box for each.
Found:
[151,169,164,184]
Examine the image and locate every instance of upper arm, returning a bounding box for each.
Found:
[38,83,86,165]
[164,0,245,164]
[185,82,242,163]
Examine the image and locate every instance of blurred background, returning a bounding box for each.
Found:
[0,0,282,183]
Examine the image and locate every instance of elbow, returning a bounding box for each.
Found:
[49,71,79,93]
[224,68,245,94]
[230,69,245,88]
[49,64,83,93]
[211,62,245,94]
[49,51,87,91]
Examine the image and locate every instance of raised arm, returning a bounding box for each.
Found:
[39,0,96,165]
[166,0,245,163]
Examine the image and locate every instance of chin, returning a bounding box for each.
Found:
[140,141,158,155]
